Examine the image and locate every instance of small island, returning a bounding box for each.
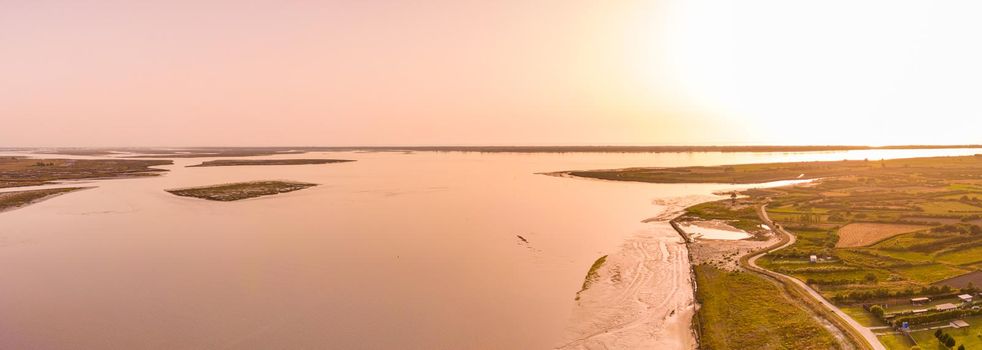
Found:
[165,181,317,201]
[0,187,86,213]
[187,159,354,167]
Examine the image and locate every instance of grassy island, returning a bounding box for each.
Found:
[165,181,317,201]
[0,187,85,213]
[0,157,171,188]
[187,159,354,167]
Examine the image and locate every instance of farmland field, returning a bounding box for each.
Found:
[877,333,915,350]
[908,316,982,350]
[891,264,971,284]
[836,223,930,248]
[936,245,982,265]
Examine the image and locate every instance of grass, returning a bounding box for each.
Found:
[569,155,982,184]
[187,159,355,167]
[575,255,607,301]
[936,245,982,265]
[165,181,317,201]
[683,200,765,233]
[918,201,982,214]
[908,316,982,350]
[694,265,840,350]
[0,156,170,188]
[877,333,915,350]
[843,305,888,327]
[0,187,83,212]
[891,264,971,284]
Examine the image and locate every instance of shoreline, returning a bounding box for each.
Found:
[554,174,810,349]
[556,195,716,350]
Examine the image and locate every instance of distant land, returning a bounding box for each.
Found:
[187,159,355,167]
[4,145,982,156]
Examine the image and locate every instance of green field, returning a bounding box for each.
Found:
[694,265,840,350]
[936,245,982,265]
[908,316,982,350]
[877,333,916,350]
[891,264,971,284]
[918,201,982,214]
[842,305,888,327]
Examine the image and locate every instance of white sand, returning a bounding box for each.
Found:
[680,221,750,240]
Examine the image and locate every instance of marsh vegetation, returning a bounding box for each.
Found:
[187,159,354,167]
[166,181,317,201]
[0,157,170,188]
[0,188,85,213]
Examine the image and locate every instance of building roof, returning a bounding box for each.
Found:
[958,294,973,299]
[911,297,930,302]
[936,303,958,311]
[951,320,970,328]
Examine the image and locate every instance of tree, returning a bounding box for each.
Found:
[730,192,737,204]
[945,337,955,348]
[957,345,965,350]
[865,273,878,283]
[870,305,885,318]
[935,329,943,339]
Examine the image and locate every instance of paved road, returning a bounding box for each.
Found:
[749,205,887,350]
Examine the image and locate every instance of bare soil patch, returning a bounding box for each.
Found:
[933,270,982,289]
[835,223,931,248]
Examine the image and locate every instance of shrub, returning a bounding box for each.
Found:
[870,305,884,318]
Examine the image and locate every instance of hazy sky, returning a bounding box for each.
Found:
[2,1,981,147]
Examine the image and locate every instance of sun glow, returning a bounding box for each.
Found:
[651,0,982,146]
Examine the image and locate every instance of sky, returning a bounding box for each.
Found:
[2,0,981,147]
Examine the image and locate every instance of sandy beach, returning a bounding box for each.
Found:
[556,196,715,350]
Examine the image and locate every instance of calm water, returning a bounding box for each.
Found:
[0,148,979,349]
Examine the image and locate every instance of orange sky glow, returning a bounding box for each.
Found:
[2,1,980,147]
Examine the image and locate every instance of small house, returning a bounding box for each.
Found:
[911,297,930,305]
[936,303,958,312]
[912,309,928,314]
[809,255,818,263]
[958,294,973,303]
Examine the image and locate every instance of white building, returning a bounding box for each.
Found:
[911,297,930,305]
[936,303,958,312]
[809,255,818,263]
[958,294,973,303]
